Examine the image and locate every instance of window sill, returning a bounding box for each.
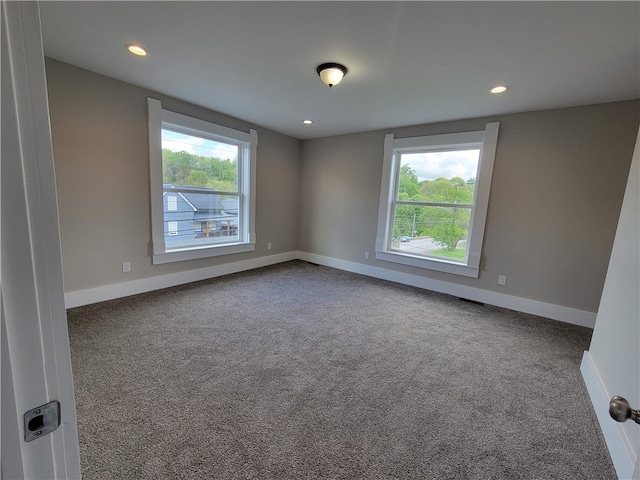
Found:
[375,250,479,278]
[152,242,255,265]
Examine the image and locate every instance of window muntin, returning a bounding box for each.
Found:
[148,98,257,264]
[375,123,499,278]
[391,149,480,263]
[161,129,241,250]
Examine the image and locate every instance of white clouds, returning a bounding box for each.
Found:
[401,149,480,182]
[161,130,237,161]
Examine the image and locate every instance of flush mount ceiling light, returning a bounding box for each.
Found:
[316,63,348,88]
[126,44,149,57]
[302,119,313,125]
[490,85,510,94]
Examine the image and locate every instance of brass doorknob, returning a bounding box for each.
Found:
[609,396,640,424]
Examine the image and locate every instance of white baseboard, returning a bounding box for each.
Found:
[581,351,637,480]
[298,252,597,328]
[64,252,297,308]
[66,250,597,328]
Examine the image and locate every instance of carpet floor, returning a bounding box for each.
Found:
[66,260,615,479]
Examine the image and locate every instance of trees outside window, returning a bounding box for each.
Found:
[393,155,478,259]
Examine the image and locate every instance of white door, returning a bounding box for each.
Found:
[1,1,81,478]
[581,125,640,479]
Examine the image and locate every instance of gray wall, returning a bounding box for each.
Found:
[299,101,639,313]
[46,59,301,292]
[47,57,638,315]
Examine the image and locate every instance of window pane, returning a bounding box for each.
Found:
[399,150,479,203]
[392,204,471,261]
[163,189,239,249]
[161,129,238,192]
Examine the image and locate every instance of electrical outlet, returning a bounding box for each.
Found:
[364,251,369,260]
[122,261,131,273]
[498,275,507,286]
[267,242,272,250]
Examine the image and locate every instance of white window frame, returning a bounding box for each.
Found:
[375,122,499,278]
[148,98,257,265]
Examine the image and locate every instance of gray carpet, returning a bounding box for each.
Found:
[66,260,615,479]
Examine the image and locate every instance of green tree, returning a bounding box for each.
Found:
[393,204,421,236]
[162,149,238,191]
[415,176,473,248]
[432,222,466,251]
[420,178,454,202]
[189,170,209,187]
[393,165,421,236]
[163,150,195,185]
[393,168,476,247]
[450,176,472,203]
[398,164,420,199]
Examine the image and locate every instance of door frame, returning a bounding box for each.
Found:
[1,1,80,478]
[581,125,640,480]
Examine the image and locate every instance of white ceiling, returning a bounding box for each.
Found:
[40,1,639,140]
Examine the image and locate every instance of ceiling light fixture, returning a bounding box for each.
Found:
[303,119,313,125]
[490,85,509,94]
[126,44,149,57]
[316,63,348,88]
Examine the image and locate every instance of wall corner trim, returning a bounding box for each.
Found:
[64,252,297,308]
[297,252,597,328]
[66,250,597,329]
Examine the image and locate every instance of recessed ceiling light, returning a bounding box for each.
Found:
[490,85,509,94]
[303,119,313,125]
[126,44,149,57]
